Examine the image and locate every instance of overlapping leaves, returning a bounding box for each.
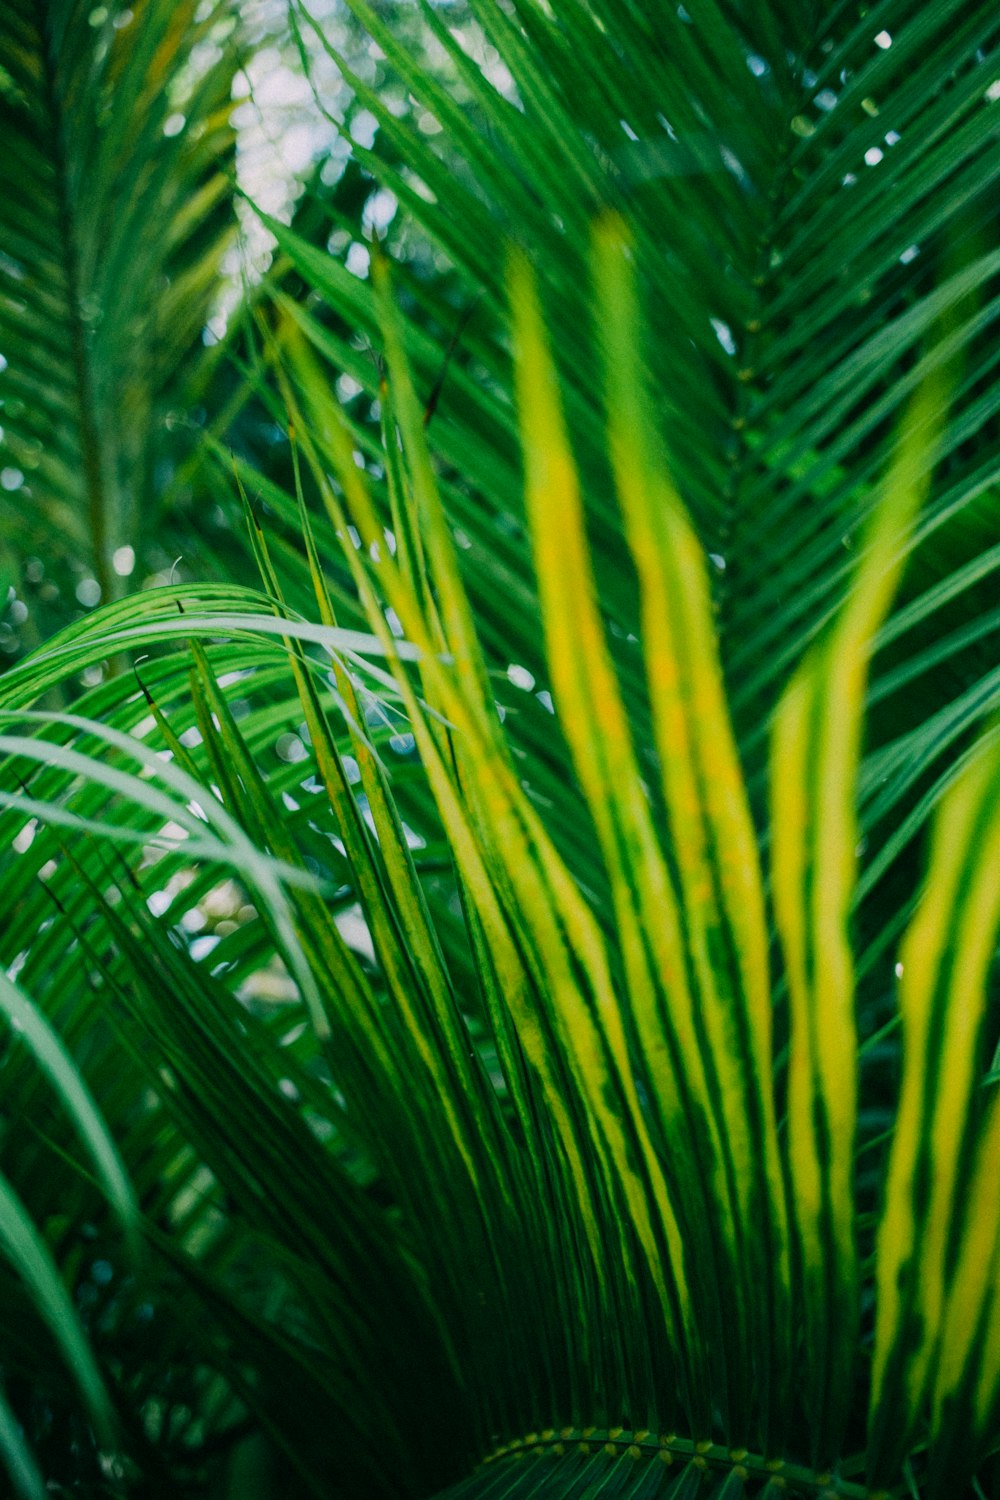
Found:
[2,226,998,1497]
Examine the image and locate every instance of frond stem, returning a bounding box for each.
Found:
[482,1427,884,1497]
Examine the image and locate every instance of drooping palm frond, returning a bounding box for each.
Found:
[0,0,238,630]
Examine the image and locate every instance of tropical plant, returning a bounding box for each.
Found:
[0,0,999,1497]
[0,0,239,639]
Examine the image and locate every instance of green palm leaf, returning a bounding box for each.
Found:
[0,0,237,617]
[256,0,1000,959]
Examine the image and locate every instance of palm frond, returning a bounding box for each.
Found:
[249,0,1000,975]
[0,0,237,623]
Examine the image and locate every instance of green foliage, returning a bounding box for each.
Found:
[0,0,238,629]
[0,0,999,1497]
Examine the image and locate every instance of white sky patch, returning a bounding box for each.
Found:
[337,902,375,963]
[336,373,363,401]
[13,819,36,855]
[345,242,370,278]
[450,21,519,102]
[363,187,398,235]
[507,664,535,691]
[205,0,351,317]
[350,108,379,149]
[276,732,307,764]
[710,318,737,356]
[76,578,101,606]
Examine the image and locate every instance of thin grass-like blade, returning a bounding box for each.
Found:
[869,729,1000,1487]
[0,971,136,1242]
[771,388,941,1464]
[0,1173,114,1444]
[0,1386,45,1500]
